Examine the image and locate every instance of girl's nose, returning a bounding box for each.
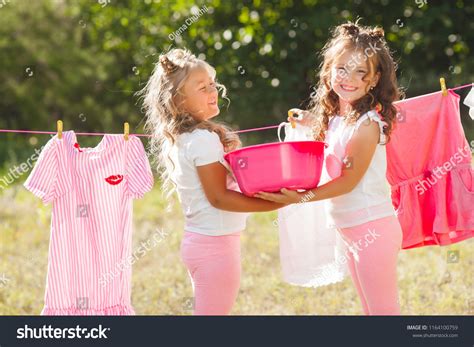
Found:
[345,71,357,82]
[206,85,217,93]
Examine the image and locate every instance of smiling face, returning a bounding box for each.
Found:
[330,48,380,112]
[178,67,219,121]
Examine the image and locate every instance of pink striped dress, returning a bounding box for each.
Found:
[24,130,154,315]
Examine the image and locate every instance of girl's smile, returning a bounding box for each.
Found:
[180,67,220,121]
[331,49,380,108]
[340,84,358,92]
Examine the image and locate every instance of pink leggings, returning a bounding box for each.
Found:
[339,215,403,315]
[180,231,241,315]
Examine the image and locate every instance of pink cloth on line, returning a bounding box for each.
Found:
[24,130,154,315]
[387,90,474,249]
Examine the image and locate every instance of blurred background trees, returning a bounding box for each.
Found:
[0,0,472,172]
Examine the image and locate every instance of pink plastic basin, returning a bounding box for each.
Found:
[224,141,326,197]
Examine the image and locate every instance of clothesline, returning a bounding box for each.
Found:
[0,82,472,137]
[0,125,280,137]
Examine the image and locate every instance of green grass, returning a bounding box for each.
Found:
[0,181,472,315]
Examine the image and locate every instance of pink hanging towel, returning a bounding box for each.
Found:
[24,131,154,315]
[387,90,474,249]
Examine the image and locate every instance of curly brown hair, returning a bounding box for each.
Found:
[309,20,404,144]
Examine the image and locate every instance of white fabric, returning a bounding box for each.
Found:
[462,85,474,120]
[323,110,396,228]
[170,129,248,236]
[277,123,348,287]
[277,121,313,142]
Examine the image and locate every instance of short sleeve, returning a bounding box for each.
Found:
[24,136,60,205]
[349,110,388,145]
[126,136,154,199]
[187,130,224,166]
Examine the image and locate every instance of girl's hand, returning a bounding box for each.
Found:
[254,188,302,205]
[288,108,314,127]
[197,162,287,212]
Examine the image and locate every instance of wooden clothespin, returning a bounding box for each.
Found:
[287,110,296,129]
[124,122,129,141]
[440,77,447,96]
[57,120,63,139]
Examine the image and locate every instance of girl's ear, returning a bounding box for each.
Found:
[371,72,381,88]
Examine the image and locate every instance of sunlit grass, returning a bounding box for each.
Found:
[0,180,472,315]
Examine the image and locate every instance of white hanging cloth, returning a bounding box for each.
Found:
[462,85,474,120]
[276,122,349,287]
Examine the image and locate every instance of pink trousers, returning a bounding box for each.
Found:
[180,231,241,315]
[339,215,403,315]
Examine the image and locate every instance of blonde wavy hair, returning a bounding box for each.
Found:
[309,20,404,144]
[136,48,241,201]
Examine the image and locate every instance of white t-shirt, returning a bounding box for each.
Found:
[169,129,249,236]
[321,110,396,228]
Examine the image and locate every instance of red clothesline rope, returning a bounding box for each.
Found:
[0,82,472,137]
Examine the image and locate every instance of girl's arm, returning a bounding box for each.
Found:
[196,162,287,212]
[255,119,380,204]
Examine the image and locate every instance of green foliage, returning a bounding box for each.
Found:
[0,0,473,169]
